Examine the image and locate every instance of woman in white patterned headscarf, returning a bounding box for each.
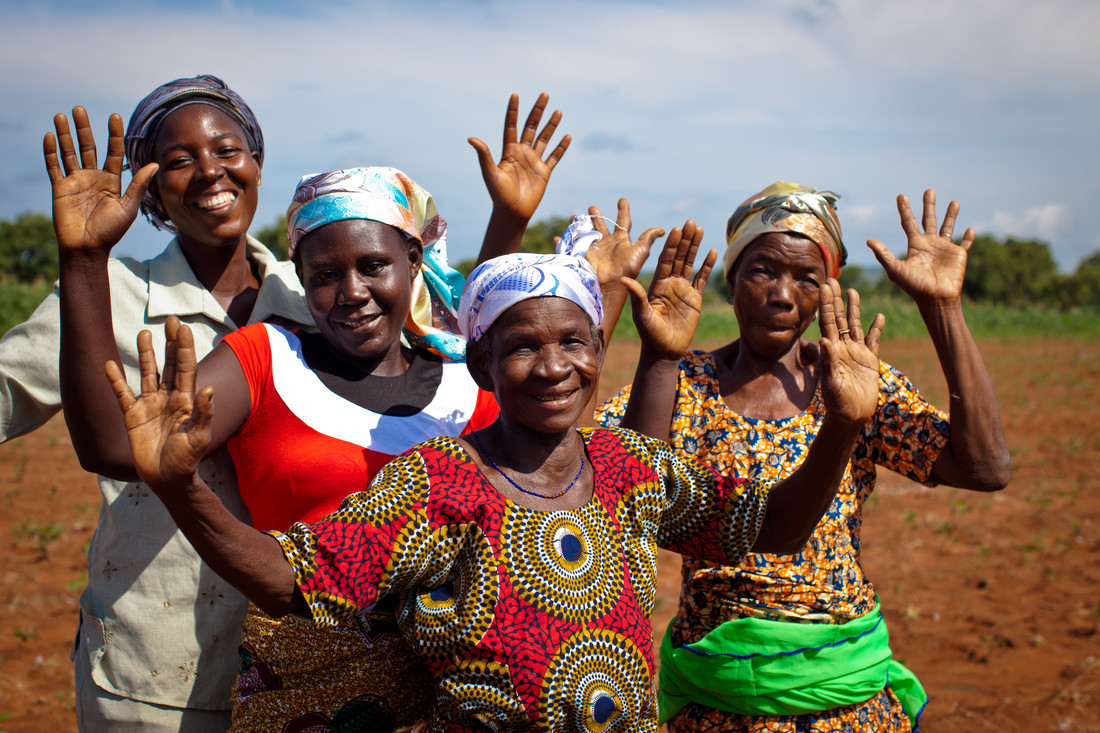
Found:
[108,218,885,731]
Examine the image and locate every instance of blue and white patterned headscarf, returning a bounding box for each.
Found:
[459,216,603,342]
[287,167,468,361]
[124,74,264,232]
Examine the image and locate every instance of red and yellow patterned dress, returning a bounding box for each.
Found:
[273,427,771,732]
[597,350,950,733]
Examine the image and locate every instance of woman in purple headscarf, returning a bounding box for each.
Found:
[41,76,569,731]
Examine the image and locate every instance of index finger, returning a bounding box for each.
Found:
[104,113,126,178]
[43,132,63,184]
[895,193,920,238]
[588,205,611,237]
[818,280,839,338]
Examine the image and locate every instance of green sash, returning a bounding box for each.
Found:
[658,601,926,729]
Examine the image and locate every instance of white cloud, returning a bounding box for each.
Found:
[987,204,1073,242]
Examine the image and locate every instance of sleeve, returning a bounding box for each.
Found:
[865,361,951,485]
[465,389,500,432]
[0,290,63,442]
[220,323,275,416]
[593,383,632,428]
[611,428,770,569]
[594,353,711,454]
[270,448,441,626]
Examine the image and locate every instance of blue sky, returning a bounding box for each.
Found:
[2,0,1097,272]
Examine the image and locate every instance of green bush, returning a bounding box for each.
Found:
[0,280,54,337]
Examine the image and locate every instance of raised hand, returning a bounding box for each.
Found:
[44,107,158,255]
[584,198,665,287]
[623,221,717,360]
[106,317,213,493]
[468,93,571,221]
[817,279,884,426]
[866,189,973,305]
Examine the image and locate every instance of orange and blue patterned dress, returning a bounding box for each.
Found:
[597,350,950,733]
[273,427,770,732]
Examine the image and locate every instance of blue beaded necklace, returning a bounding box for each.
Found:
[472,430,584,500]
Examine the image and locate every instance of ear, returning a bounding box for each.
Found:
[407,240,424,280]
[465,338,496,394]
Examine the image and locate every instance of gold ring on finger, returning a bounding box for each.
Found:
[837,328,850,336]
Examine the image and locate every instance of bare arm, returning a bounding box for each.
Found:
[46,107,156,478]
[469,93,571,264]
[868,190,1010,491]
[751,281,885,554]
[106,321,301,617]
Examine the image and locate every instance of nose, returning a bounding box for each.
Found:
[195,151,224,182]
[335,272,371,306]
[534,345,571,380]
[767,274,796,308]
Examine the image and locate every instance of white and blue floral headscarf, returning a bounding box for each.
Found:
[459,215,603,342]
[287,167,467,360]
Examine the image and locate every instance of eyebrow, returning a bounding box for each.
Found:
[158,131,245,156]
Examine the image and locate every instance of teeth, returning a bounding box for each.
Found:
[197,192,235,209]
[339,315,376,327]
[537,394,570,402]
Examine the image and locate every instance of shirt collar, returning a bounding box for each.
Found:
[146,236,313,329]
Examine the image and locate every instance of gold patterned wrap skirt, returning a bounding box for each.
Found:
[230,602,433,732]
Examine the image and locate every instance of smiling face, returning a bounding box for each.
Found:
[148,104,261,251]
[470,297,603,436]
[727,232,828,358]
[296,218,422,374]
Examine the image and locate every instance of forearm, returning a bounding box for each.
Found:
[619,346,680,442]
[58,249,140,478]
[752,414,863,554]
[158,472,303,617]
[920,298,1010,490]
[476,206,530,265]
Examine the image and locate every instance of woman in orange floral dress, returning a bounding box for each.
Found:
[598,182,1010,732]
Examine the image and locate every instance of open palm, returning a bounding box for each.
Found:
[107,319,213,493]
[469,93,570,220]
[817,280,884,425]
[626,221,717,360]
[867,190,972,304]
[44,107,157,255]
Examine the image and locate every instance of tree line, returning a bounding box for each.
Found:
[3,212,1098,309]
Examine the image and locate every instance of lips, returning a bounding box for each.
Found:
[335,312,382,330]
[534,388,578,404]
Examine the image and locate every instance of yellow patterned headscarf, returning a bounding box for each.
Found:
[723,182,846,280]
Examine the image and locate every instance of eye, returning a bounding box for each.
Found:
[216,146,243,158]
[164,155,192,170]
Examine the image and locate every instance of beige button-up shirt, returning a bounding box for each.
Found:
[0,237,315,710]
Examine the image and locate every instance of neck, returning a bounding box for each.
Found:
[721,336,815,381]
[479,419,583,479]
[178,234,256,294]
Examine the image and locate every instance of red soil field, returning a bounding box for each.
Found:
[1,336,1098,731]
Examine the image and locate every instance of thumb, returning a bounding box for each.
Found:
[468,137,495,176]
[622,276,649,320]
[866,239,897,274]
[123,162,158,212]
